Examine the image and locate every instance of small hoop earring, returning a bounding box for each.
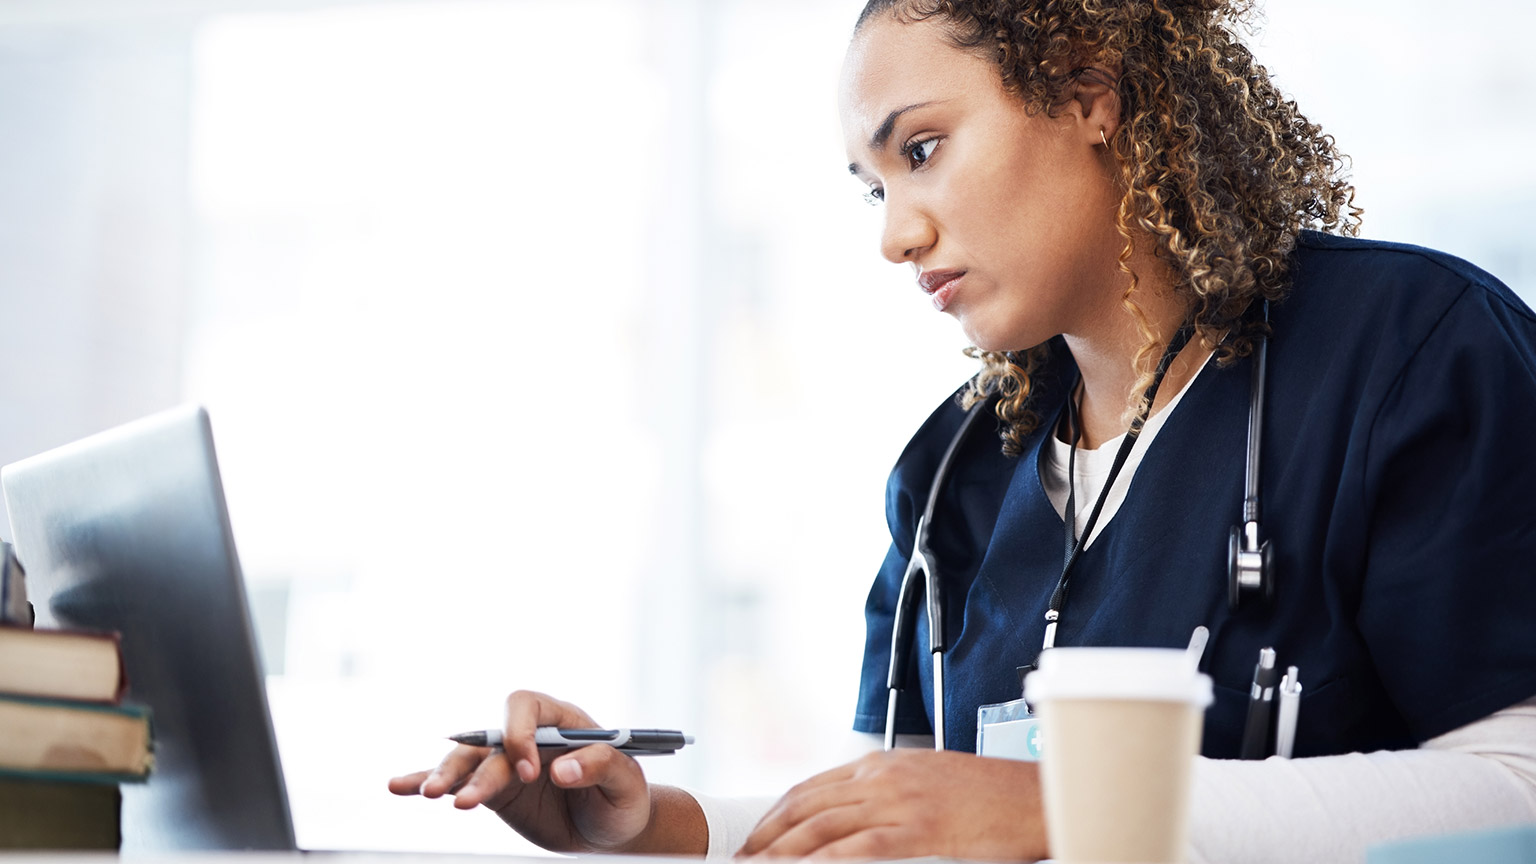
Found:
[1100,128,1110,148]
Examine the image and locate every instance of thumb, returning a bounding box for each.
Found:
[549,745,646,801]
[547,745,652,851]
[502,690,597,783]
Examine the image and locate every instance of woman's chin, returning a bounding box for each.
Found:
[957,318,1033,356]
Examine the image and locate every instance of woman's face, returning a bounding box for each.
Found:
[839,15,1127,353]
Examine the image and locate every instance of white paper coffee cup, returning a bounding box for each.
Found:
[1023,647,1213,864]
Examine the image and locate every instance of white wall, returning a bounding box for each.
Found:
[0,19,195,529]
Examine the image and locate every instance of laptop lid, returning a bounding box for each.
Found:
[1,404,297,851]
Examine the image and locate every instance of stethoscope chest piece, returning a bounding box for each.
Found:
[1228,520,1276,610]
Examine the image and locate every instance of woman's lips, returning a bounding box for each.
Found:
[918,269,966,312]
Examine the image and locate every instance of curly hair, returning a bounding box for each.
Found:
[856,0,1361,456]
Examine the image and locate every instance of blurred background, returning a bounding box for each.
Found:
[0,0,1532,854]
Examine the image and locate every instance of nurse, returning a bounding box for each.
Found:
[390,0,1536,860]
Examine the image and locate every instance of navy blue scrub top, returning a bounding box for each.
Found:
[854,232,1536,757]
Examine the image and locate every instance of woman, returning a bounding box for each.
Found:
[390,1,1536,859]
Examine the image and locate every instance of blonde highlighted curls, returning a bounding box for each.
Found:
[856,0,1362,456]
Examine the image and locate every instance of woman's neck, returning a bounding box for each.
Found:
[1060,267,1206,450]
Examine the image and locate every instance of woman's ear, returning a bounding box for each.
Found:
[1070,65,1122,143]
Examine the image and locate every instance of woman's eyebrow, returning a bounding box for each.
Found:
[847,100,939,177]
[869,101,933,150]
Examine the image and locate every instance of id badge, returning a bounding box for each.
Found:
[976,697,1043,761]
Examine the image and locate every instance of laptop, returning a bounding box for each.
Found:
[1,404,298,851]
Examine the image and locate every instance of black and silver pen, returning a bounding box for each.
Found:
[1240,647,1279,759]
[448,727,695,755]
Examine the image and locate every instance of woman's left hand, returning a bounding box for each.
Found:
[737,749,1049,860]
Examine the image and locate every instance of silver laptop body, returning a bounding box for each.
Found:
[2,404,297,851]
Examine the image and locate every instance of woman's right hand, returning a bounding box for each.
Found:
[387,690,654,853]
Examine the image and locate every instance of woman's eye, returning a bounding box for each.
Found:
[863,187,885,206]
[905,137,939,167]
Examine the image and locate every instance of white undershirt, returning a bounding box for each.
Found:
[684,362,1536,861]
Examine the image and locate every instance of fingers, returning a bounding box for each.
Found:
[387,770,431,796]
[416,745,500,799]
[800,826,906,861]
[502,690,599,785]
[388,744,508,806]
[450,747,518,810]
[739,759,864,855]
[739,765,868,857]
[743,799,890,860]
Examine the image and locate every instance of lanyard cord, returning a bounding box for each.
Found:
[1041,321,1196,654]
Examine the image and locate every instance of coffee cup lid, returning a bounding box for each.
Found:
[1023,647,1214,706]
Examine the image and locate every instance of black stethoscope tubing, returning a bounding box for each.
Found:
[885,303,1272,751]
[883,392,992,751]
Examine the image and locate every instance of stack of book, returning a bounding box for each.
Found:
[0,545,153,850]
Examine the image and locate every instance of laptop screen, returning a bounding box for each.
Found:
[2,404,296,851]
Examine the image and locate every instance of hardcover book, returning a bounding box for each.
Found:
[0,625,126,703]
[0,774,120,850]
[0,694,152,782]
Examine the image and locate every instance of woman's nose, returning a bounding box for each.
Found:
[879,192,935,265]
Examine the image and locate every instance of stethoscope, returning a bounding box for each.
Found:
[885,303,1274,752]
